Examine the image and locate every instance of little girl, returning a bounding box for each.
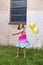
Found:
[13,24,30,58]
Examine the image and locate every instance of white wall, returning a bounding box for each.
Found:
[26,0,43,48]
[0,0,43,48]
[26,11,43,48]
[0,0,10,45]
[0,11,9,45]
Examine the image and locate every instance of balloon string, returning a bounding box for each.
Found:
[35,35,38,43]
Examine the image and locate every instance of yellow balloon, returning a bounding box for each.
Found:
[32,28,39,35]
[29,22,35,29]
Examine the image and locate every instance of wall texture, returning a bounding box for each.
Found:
[0,0,43,48]
[28,0,43,11]
[0,0,10,45]
[26,0,43,48]
[0,0,9,11]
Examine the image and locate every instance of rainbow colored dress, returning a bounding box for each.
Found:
[16,32,30,48]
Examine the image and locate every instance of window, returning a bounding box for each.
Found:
[10,0,27,24]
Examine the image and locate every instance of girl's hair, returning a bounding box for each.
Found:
[17,24,24,30]
[17,24,20,30]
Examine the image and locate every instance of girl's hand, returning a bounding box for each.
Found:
[12,34,15,36]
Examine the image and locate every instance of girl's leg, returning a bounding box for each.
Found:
[23,48,26,58]
[16,48,20,57]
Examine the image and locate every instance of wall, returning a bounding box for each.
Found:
[0,0,10,45]
[0,0,18,45]
[26,0,43,48]
[0,0,43,48]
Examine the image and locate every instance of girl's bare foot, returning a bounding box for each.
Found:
[24,56,26,58]
[16,55,18,57]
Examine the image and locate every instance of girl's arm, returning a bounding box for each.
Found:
[12,32,19,36]
[12,28,24,36]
